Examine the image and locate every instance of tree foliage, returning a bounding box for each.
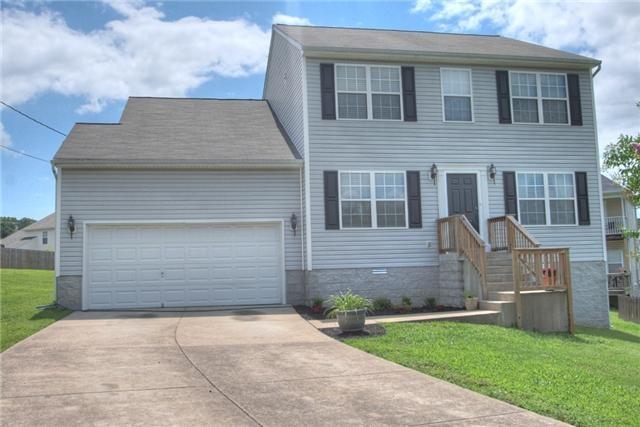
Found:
[603,134,640,206]
[0,217,36,239]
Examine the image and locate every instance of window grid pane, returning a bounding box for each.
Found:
[370,67,400,93]
[542,99,568,124]
[548,173,575,224]
[512,98,539,123]
[336,65,367,92]
[340,172,372,228]
[442,69,471,96]
[540,74,566,98]
[517,173,546,225]
[337,93,367,119]
[444,96,472,121]
[376,201,406,228]
[372,94,401,120]
[511,73,537,97]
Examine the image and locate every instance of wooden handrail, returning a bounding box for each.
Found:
[488,215,540,251]
[512,247,575,333]
[437,215,487,299]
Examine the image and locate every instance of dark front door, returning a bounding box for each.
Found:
[447,173,479,232]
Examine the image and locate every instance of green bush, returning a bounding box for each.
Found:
[424,297,437,309]
[325,291,371,318]
[401,296,412,307]
[311,296,324,307]
[372,297,393,313]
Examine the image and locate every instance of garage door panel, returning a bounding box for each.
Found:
[87,223,283,309]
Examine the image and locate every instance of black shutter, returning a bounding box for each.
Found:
[406,171,422,228]
[324,171,340,229]
[575,172,590,225]
[320,64,336,120]
[495,71,511,124]
[401,66,417,122]
[503,171,518,219]
[567,74,583,126]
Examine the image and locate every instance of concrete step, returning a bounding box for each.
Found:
[479,300,512,311]
[309,310,501,329]
[479,300,517,327]
[489,291,516,302]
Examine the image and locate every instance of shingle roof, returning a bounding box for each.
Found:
[0,213,55,247]
[276,24,600,66]
[601,174,626,194]
[54,98,301,166]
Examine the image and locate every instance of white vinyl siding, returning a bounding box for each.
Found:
[339,171,407,229]
[510,71,569,124]
[306,60,602,266]
[59,169,302,275]
[335,64,403,120]
[441,68,473,122]
[517,172,577,226]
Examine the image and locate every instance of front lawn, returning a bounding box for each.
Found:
[1,269,71,351]
[344,312,640,426]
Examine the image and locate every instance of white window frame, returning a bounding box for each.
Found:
[42,231,48,245]
[516,172,579,226]
[606,248,624,273]
[335,64,404,121]
[508,71,571,125]
[440,67,474,122]
[338,171,409,229]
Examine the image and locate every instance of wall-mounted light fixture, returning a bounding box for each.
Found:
[488,163,497,183]
[430,163,438,185]
[290,213,298,236]
[67,215,76,239]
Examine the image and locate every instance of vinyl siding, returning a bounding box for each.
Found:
[59,169,302,275]
[263,30,305,157]
[306,59,604,268]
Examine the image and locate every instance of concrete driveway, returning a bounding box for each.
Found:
[1,307,563,426]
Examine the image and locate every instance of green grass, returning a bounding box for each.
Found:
[1,269,71,351]
[344,313,640,426]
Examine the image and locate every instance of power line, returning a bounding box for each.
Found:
[1,101,67,137]
[0,144,50,164]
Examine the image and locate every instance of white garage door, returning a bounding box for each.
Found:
[86,222,283,309]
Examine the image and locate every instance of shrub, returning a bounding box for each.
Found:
[311,297,324,307]
[401,296,412,307]
[424,297,437,309]
[372,297,393,313]
[325,291,371,318]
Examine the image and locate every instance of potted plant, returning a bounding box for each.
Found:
[310,297,324,315]
[464,291,478,311]
[325,291,371,332]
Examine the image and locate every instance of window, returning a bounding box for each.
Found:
[441,68,473,121]
[517,173,546,225]
[339,171,407,228]
[42,231,48,245]
[335,64,402,120]
[510,72,569,124]
[607,249,624,273]
[517,172,577,225]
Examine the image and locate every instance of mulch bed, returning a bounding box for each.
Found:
[320,324,387,339]
[294,304,463,321]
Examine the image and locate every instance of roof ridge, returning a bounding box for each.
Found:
[275,23,500,38]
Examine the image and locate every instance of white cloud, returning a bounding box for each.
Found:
[1,2,272,113]
[411,0,640,154]
[272,13,311,26]
[0,122,12,147]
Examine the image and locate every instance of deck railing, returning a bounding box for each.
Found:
[437,215,487,298]
[608,272,630,291]
[512,247,575,333]
[604,216,625,235]
[488,215,540,251]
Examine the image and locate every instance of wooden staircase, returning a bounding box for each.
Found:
[437,215,575,332]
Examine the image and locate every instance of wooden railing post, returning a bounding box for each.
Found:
[512,248,523,329]
[562,249,575,334]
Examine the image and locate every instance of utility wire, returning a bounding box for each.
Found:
[1,101,67,137]
[0,144,50,164]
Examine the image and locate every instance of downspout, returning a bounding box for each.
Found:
[592,64,601,78]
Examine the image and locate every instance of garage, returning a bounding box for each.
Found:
[84,222,284,309]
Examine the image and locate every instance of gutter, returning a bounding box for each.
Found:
[592,64,602,77]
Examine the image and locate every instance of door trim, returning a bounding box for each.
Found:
[81,219,286,311]
[437,165,490,242]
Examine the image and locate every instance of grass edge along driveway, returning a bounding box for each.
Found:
[1,268,71,351]
[344,312,640,427]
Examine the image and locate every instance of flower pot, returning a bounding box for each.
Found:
[336,308,367,332]
[465,297,478,311]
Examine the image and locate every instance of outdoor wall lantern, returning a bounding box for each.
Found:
[290,213,298,236]
[67,215,76,239]
[430,164,438,184]
[488,163,497,183]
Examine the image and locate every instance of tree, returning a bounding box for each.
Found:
[0,217,36,238]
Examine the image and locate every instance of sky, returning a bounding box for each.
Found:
[1,0,639,220]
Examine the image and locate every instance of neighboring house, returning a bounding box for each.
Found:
[53,24,609,328]
[601,175,639,296]
[1,213,55,251]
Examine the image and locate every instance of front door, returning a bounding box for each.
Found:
[447,174,479,232]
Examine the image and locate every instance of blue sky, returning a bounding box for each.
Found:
[1,0,638,220]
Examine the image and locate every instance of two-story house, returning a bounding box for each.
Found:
[52,24,609,328]
[601,174,639,299]
[1,213,55,251]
